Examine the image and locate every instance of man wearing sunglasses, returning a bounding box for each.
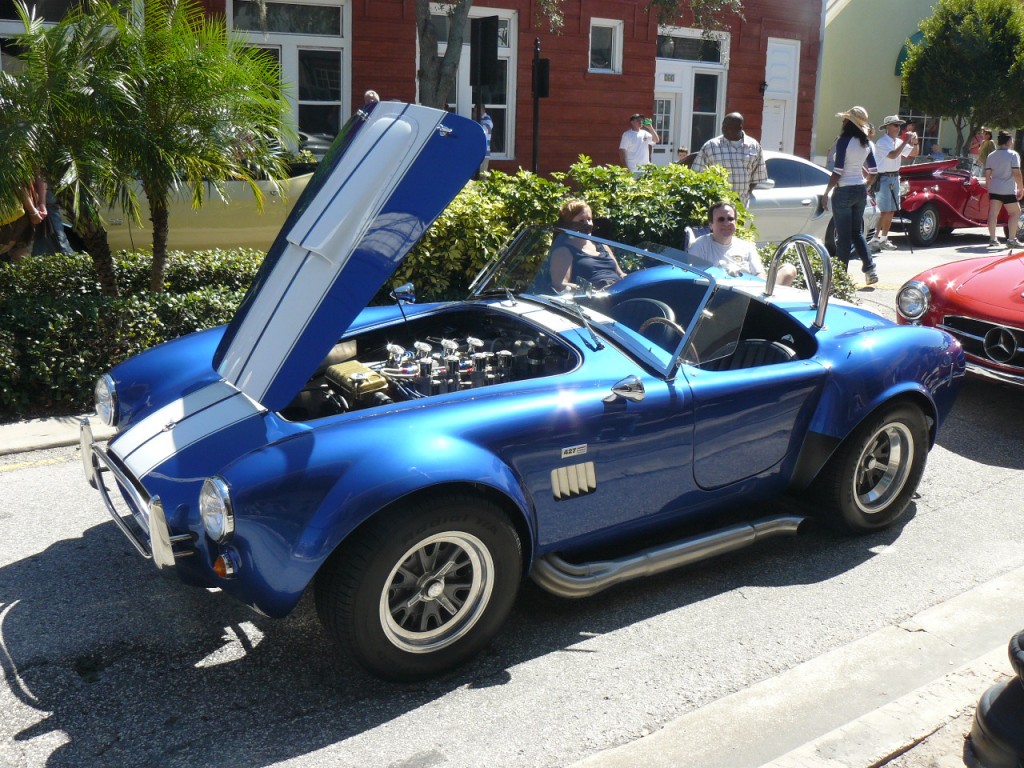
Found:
[687,200,796,285]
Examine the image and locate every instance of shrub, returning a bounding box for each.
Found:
[0,162,856,420]
[0,249,259,419]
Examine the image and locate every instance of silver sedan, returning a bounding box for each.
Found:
[750,150,879,255]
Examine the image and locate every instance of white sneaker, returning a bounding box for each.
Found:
[864,268,879,286]
[880,239,898,251]
[1007,238,1022,249]
[868,238,882,253]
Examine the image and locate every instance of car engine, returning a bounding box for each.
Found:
[281,308,577,421]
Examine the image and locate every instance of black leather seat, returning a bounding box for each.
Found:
[703,339,797,370]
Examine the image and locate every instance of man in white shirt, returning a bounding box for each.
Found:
[869,115,918,251]
[688,200,796,285]
[619,113,659,173]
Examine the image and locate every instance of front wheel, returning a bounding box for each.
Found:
[315,493,522,681]
[908,203,940,247]
[809,402,930,533]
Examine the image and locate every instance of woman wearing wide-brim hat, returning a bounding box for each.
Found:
[823,106,880,286]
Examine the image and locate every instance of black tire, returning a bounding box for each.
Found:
[315,493,522,681]
[1009,629,1024,682]
[970,680,1024,763]
[808,402,930,533]
[908,203,940,247]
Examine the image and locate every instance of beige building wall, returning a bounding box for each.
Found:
[814,0,941,163]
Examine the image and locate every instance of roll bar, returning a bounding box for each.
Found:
[763,234,831,329]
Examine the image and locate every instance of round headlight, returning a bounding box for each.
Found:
[200,476,235,543]
[94,374,118,427]
[897,280,931,321]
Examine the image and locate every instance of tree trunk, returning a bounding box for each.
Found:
[149,196,170,293]
[416,0,472,109]
[60,190,120,297]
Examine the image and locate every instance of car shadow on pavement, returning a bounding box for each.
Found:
[0,489,912,767]
[935,378,1024,468]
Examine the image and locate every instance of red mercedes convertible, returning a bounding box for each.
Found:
[897,251,1024,386]
[900,160,1024,247]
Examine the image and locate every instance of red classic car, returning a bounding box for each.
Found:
[896,251,1024,386]
[900,160,1024,247]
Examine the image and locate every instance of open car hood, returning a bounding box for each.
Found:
[955,253,1024,317]
[213,102,485,411]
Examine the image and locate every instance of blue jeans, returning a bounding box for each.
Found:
[832,184,875,271]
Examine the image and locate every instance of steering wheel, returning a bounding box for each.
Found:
[639,316,687,338]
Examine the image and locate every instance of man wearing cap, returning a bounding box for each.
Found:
[691,113,768,204]
[619,113,660,173]
[869,115,918,252]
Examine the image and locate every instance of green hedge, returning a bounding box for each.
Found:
[0,159,855,421]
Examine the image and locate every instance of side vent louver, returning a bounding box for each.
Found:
[551,462,597,501]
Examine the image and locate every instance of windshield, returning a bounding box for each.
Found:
[470,226,716,368]
[470,225,712,297]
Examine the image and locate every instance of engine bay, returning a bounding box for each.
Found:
[280,307,578,421]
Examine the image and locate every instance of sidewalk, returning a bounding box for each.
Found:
[573,567,1022,768]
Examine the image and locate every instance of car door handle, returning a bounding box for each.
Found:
[604,375,645,403]
[800,198,813,206]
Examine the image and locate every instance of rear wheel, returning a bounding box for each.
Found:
[908,203,940,247]
[315,493,522,681]
[809,402,930,533]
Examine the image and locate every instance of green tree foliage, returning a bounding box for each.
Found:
[415,0,743,109]
[901,0,1024,154]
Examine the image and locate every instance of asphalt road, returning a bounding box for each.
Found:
[1,227,1022,768]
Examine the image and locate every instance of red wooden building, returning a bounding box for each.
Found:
[1,0,825,175]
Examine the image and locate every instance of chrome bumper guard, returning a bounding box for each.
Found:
[80,419,194,568]
[966,361,1024,387]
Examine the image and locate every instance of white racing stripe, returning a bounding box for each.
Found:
[112,380,265,479]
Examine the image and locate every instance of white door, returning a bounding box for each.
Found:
[760,38,799,154]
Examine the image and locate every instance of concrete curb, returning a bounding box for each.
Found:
[572,566,1024,768]
[763,647,1009,767]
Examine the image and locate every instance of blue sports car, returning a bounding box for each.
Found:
[81,102,965,680]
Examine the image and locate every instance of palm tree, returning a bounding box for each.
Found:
[0,0,293,293]
[117,0,293,291]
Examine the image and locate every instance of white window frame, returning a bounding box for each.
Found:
[589,17,623,74]
[425,4,517,163]
[227,0,352,145]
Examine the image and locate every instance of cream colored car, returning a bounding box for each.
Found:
[102,173,313,252]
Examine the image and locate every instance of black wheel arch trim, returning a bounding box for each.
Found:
[789,431,842,492]
[790,392,939,492]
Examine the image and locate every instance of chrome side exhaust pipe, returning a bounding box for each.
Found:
[530,515,806,599]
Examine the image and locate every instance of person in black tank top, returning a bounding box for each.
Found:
[549,200,625,291]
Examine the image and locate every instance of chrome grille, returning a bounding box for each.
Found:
[939,315,1024,370]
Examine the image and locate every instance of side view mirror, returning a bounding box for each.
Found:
[756,179,776,191]
[390,282,416,304]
